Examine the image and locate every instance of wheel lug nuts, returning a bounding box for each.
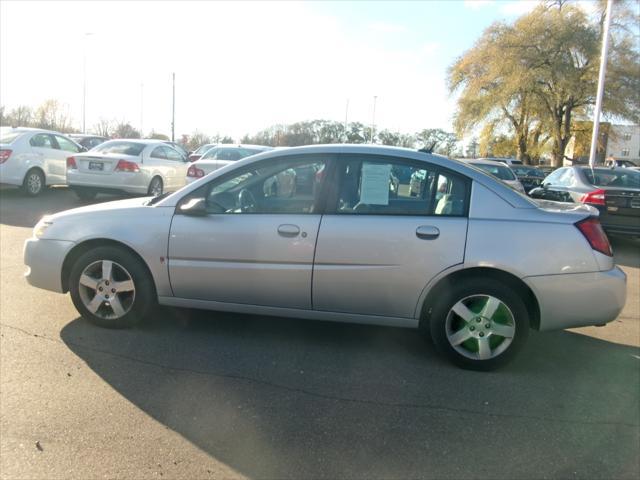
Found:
[476,318,481,323]
[105,295,109,299]
[111,288,116,293]
[479,332,485,337]
[469,326,475,331]
[485,324,490,329]
[105,281,109,286]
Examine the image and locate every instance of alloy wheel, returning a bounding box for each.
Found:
[77,260,136,320]
[445,294,516,361]
[26,172,43,195]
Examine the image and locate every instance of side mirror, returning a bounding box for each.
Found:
[542,182,550,189]
[178,197,207,216]
[80,146,88,152]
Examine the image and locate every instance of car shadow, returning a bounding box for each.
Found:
[611,235,640,268]
[0,187,126,228]
[60,308,640,480]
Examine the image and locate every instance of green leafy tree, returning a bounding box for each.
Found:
[113,122,141,139]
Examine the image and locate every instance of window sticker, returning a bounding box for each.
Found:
[360,162,392,205]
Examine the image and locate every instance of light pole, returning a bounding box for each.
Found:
[588,0,613,167]
[344,98,349,142]
[371,95,378,144]
[171,73,175,142]
[82,32,94,133]
[140,82,144,136]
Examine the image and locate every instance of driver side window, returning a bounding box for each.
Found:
[198,156,328,214]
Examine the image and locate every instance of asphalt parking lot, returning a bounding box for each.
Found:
[1,186,639,480]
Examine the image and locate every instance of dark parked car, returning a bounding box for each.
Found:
[163,141,190,159]
[511,165,546,193]
[529,166,640,237]
[67,134,108,150]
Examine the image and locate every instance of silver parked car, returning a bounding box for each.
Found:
[24,145,626,370]
[66,139,189,199]
[186,144,272,183]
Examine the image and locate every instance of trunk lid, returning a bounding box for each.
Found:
[73,153,140,174]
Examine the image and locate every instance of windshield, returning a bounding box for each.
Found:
[193,144,215,155]
[0,131,23,144]
[92,141,146,156]
[473,163,517,181]
[584,169,640,188]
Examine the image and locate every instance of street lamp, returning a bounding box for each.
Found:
[82,32,94,133]
[371,95,378,144]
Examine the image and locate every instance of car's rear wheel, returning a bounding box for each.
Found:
[73,187,97,200]
[22,169,45,196]
[429,277,529,371]
[148,177,163,197]
[69,246,155,328]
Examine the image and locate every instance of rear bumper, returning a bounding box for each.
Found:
[602,223,640,237]
[67,170,149,194]
[526,267,627,331]
[24,238,75,293]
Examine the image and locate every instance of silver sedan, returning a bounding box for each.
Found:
[24,145,627,370]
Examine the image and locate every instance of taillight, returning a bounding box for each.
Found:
[66,156,77,169]
[580,189,606,206]
[187,165,205,178]
[575,217,612,256]
[0,149,12,164]
[115,160,140,172]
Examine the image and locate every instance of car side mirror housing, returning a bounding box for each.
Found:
[178,197,207,216]
[542,182,550,189]
[80,146,88,152]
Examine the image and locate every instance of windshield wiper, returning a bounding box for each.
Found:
[146,192,172,206]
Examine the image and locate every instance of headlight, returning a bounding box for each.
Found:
[34,218,53,239]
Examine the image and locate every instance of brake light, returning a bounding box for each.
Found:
[187,165,205,178]
[0,149,12,164]
[66,156,77,169]
[580,189,606,206]
[575,217,612,256]
[115,160,140,172]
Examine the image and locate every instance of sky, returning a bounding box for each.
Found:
[0,0,585,140]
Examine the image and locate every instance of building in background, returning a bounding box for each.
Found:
[564,123,639,166]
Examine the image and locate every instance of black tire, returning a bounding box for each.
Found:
[147,177,163,196]
[428,277,529,371]
[73,187,97,200]
[69,246,156,329]
[22,168,45,196]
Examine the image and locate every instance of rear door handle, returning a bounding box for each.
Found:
[277,224,300,237]
[416,225,440,240]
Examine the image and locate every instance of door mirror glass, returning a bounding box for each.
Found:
[178,197,208,216]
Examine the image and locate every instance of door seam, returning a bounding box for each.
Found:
[310,214,324,310]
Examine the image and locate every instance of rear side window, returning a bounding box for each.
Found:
[29,134,55,149]
[334,156,468,216]
[473,163,517,181]
[55,135,81,153]
[217,148,242,161]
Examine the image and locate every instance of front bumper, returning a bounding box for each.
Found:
[526,267,627,331]
[24,238,75,293]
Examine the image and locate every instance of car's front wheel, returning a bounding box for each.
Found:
[429,277,529,370]
[148,177,163,197]
[69,246,155,328]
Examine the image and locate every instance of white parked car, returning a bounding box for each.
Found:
[66,139,189,199]
[0,127,85,196]
[464,158,526,194]
[186,144,272,183]
[24,144,627,370]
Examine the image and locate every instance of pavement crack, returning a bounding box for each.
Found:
[2,321,639,430]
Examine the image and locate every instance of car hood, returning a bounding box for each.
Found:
[45,197,153,222]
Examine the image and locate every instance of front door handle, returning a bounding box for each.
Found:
[277,224,300,237]
[416,225,440,240]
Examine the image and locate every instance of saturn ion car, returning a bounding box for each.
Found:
[24,145,626,370]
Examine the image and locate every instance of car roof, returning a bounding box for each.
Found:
[163,144,536,210]
[464,158,510,166]
[68,134,106,139]
[103,138,166,144]
[1,127,64,135]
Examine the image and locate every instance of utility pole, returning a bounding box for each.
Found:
[171,72,176,142]
[344,98,349,142]
[140,82,144,137]
[588,0,613,167]
[371,95,378,144]
[82,32,93,133]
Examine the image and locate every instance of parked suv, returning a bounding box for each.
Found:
[0,127,84,196]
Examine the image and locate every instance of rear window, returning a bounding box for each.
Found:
[584,169,640,188]
[93,141,145,156]
[473,163,517,181]
[512,166,545,178]
[0,131,23,144]
[194,144,215,155]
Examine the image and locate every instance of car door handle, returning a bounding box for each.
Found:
[416,225,440,240]
[277,224,300,237]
